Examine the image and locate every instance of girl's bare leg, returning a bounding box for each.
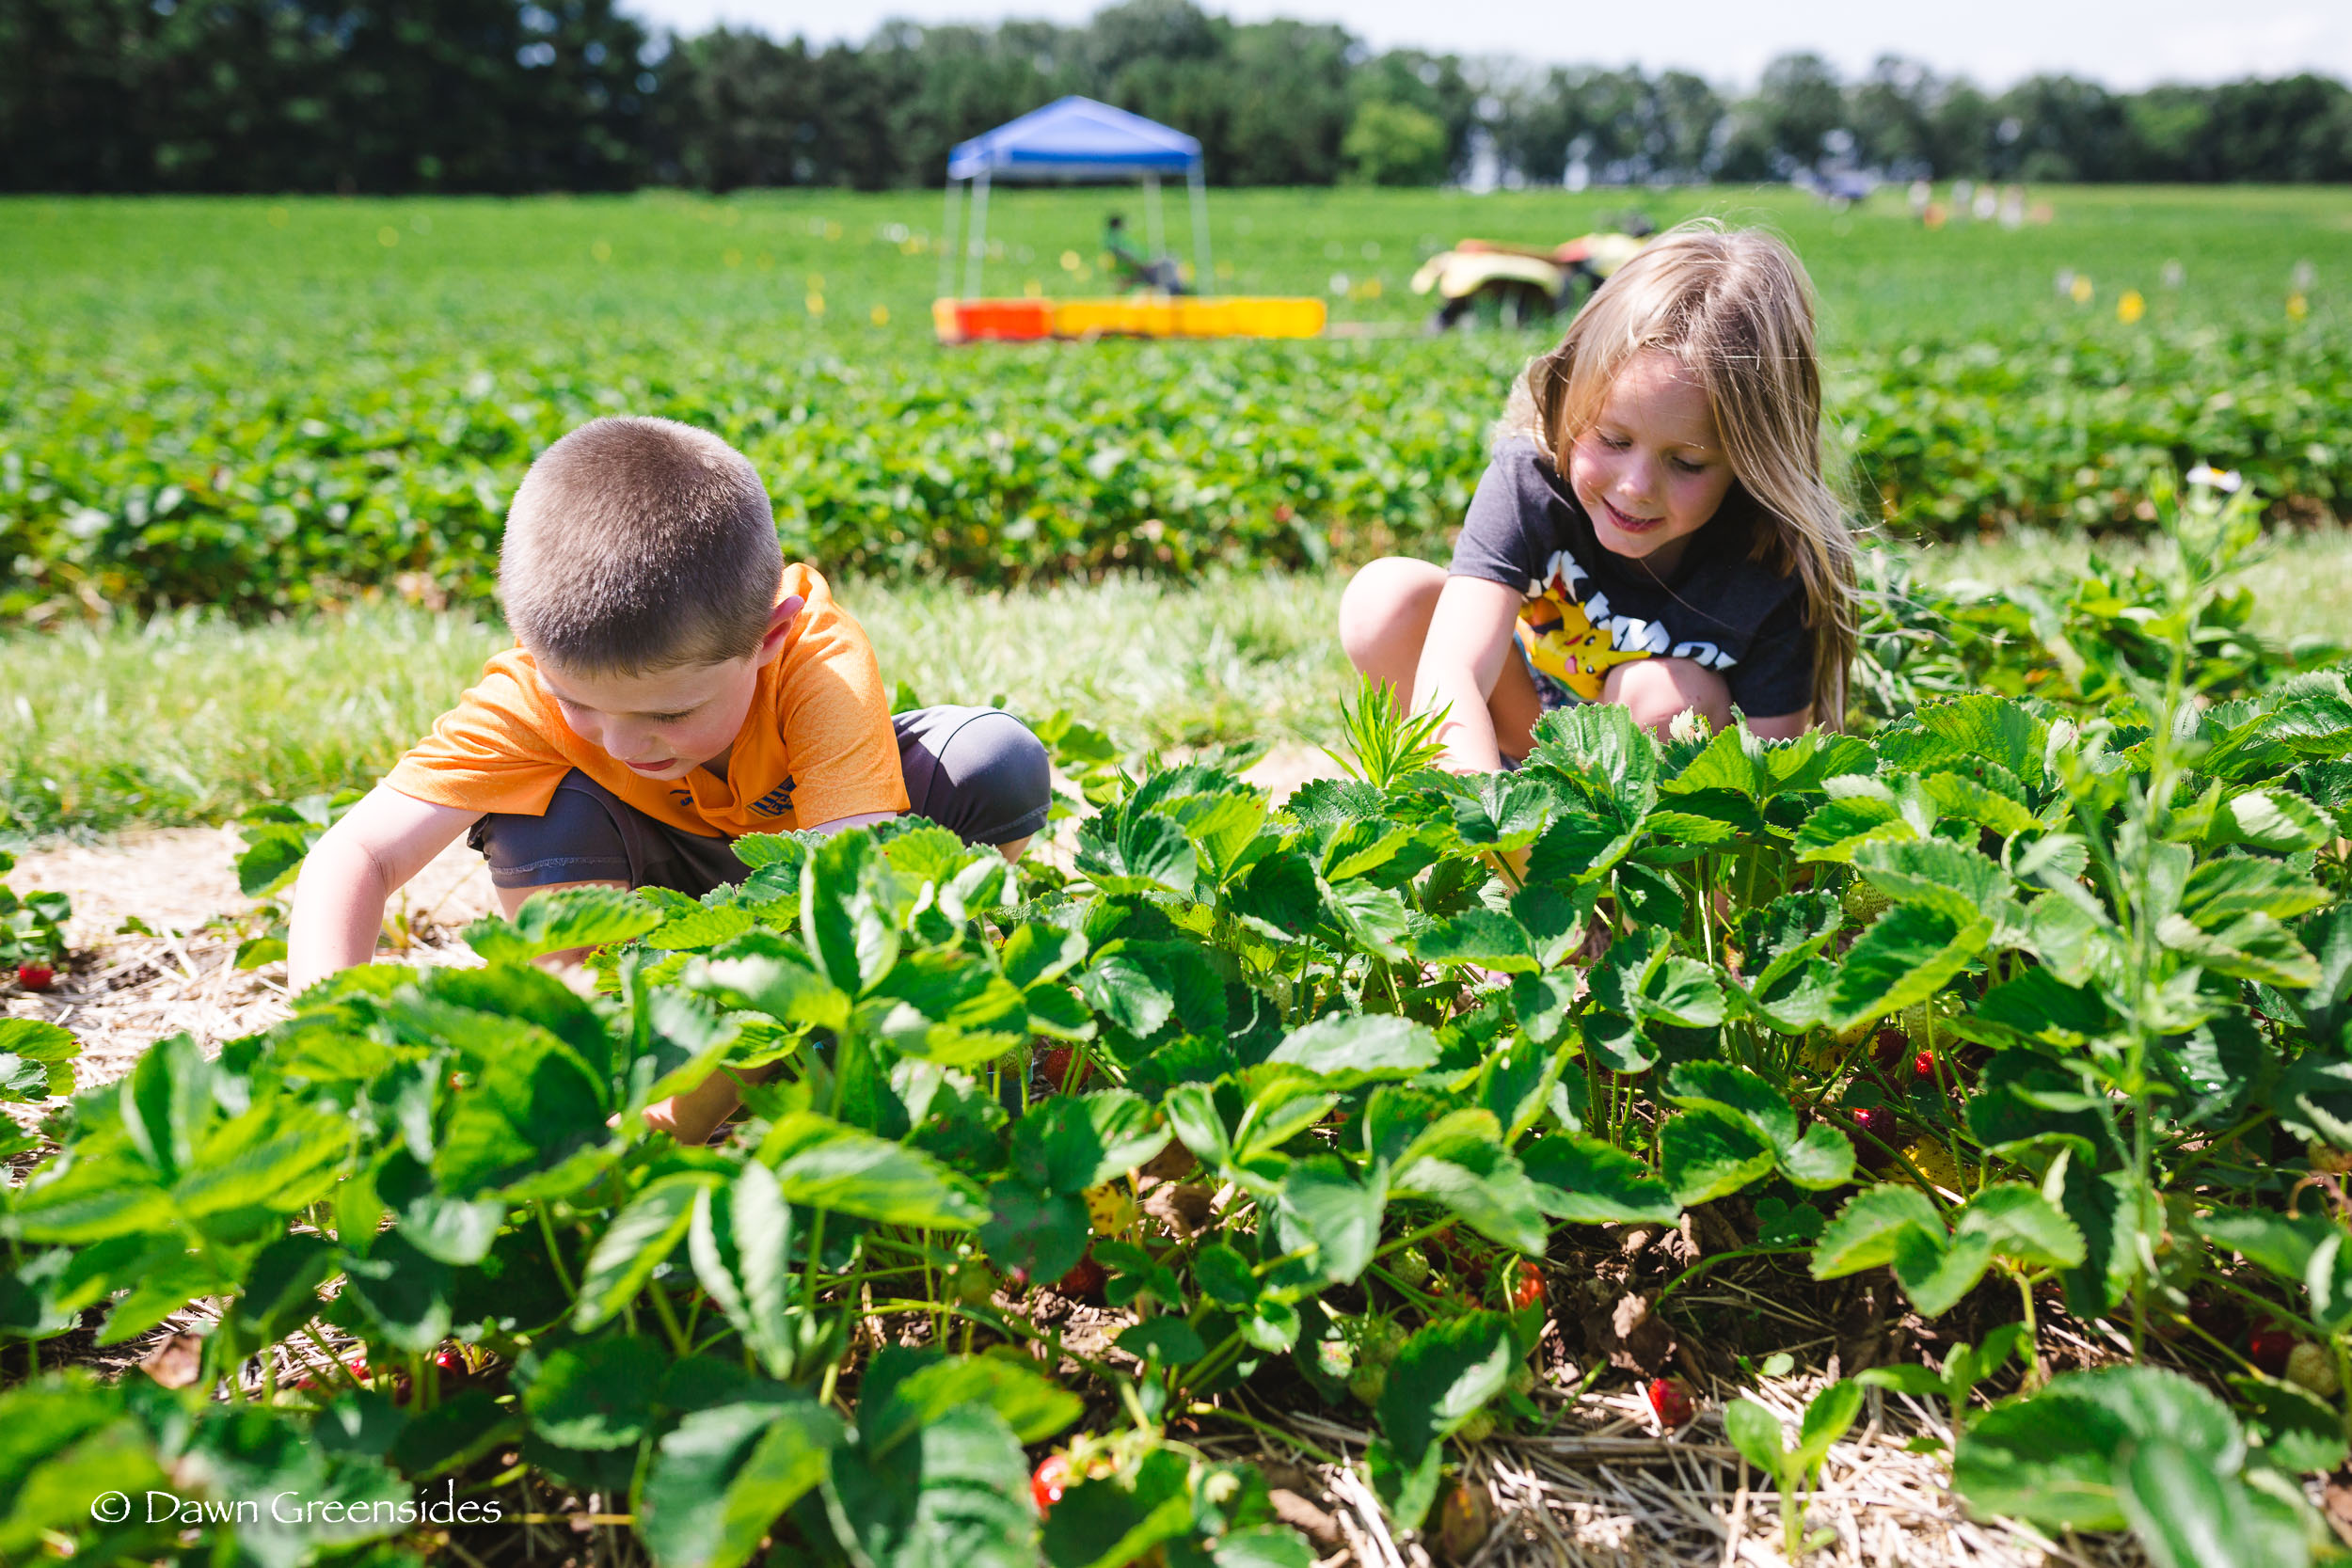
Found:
[1336,556,1544,758]
[1602,657,1734,736]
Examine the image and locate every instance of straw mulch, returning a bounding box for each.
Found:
[1186,1379,2148,1568]
[2,827,494,1130]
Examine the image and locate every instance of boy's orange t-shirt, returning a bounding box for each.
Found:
[384,563,910,838]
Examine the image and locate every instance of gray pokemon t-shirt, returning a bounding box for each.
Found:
[1447,439,1812,717]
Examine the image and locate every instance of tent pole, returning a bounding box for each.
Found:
[962,169,991,299]
[1188,166,1213,296]
[1143,173,1164,272]
[939,178,961,301]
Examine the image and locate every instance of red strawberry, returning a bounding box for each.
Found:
[1872,1027,1909,1070]
[1508,1260,1545,1312]
[1039,1046,1087,1090]
[1031,1453,1071,1513]
[1057,1254,1106,1299]
[434,1349,464,1373]
[1913,1049,1938,1081]
[1646,1376,1695,1429]
[1850,1105,1895,1145]
[16,963,55,991]
[2250,1328,2296,1376]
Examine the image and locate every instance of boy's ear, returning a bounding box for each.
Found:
[755,594,805,667]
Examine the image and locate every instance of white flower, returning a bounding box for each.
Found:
[1669,707,1712,745]
[2185,464,2243,493]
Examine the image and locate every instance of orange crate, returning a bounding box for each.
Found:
[934,298,1056,341]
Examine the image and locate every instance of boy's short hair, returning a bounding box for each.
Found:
[499,416,783,674]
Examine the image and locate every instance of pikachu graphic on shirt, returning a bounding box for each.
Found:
[1518,560,1652,700]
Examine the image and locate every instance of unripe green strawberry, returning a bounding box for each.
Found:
[952,1260,997,1307]
[1391,1244,1432,1290]
[1506,1364,1535,1397]
[1347,1361,1389,1405]
[2288,1341,2341,1397]
[1454,1408,1496,1443]
[1361,1316,1406,1365]
[1842,880,1892,926]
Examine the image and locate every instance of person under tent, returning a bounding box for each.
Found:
[1103,214,1187,294]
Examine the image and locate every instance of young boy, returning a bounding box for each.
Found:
[290,415,1052,1138]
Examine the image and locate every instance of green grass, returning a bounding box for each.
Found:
[7,524,2348,843]
[0,570,1349,842]
[7,184,2339,345]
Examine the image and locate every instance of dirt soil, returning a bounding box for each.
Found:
[2,829,495,1116]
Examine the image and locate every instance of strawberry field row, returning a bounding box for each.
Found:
[3,319,2346,618]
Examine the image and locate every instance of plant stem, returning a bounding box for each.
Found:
[646,1279,691,1358]
[2011,1269,2043,1390]
[536,1202,577,1297]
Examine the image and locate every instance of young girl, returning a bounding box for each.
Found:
[1339,222,1856,768]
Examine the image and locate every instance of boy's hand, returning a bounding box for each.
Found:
[639,1062,779,1145]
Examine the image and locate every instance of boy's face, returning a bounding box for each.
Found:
[532,596,802,783]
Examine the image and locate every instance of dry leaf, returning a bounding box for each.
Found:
[139,1331,205,1388]
[1142,1181,1216,1236]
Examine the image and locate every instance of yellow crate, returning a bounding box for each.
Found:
[1049,296,1325,340]
[1217,297,1326,338]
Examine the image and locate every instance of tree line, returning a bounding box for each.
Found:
[5,0,2350,193]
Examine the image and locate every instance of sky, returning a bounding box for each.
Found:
[625,0,2352,88]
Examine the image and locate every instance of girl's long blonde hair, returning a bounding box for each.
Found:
[1503,220,1857,727]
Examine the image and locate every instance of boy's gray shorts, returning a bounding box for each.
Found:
[467,705,1053,898]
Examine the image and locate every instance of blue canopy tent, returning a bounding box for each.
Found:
[941,96,1213,299]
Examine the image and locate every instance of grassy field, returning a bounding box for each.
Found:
[8,183,2341,341]
[6,522,2348,843]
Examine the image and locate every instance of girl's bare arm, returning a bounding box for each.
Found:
[1412,576,1526,773]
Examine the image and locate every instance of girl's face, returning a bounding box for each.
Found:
[1565,350,1737,578]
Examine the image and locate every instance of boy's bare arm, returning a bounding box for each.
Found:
[288,784,480,992]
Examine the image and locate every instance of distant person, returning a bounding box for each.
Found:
[1341,222,1856,759]
[288,417,1051,1141]
[1104,213,1185,293]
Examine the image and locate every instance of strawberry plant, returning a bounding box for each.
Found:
[8,192,2349,624]
[3,472,2352,1564]
[0,851,70,988]
[1724,1380,1863,1557]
